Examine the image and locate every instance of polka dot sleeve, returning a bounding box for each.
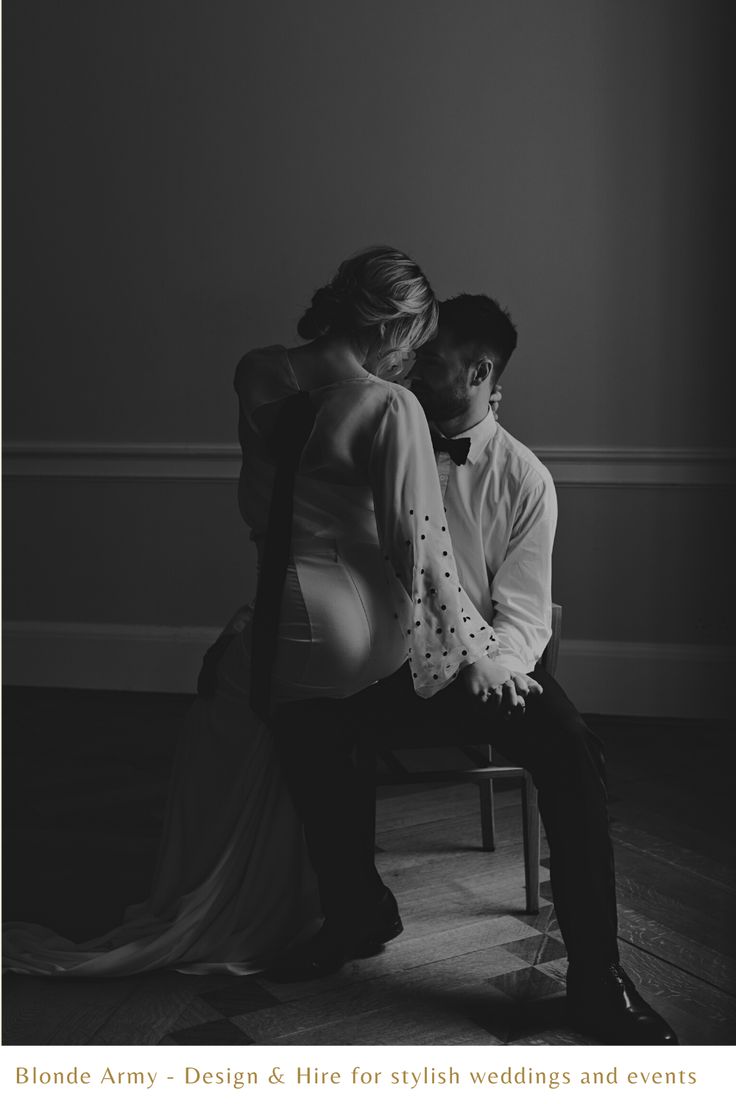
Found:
[369,386,499,697]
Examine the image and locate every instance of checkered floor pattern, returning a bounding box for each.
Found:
[159,886,578,1046]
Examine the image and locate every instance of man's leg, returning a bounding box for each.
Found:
[491,671,675,1042]
[349,664,676,1043]
[349,664,617,966]
[483,667,619,969]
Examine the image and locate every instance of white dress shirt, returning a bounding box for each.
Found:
[433,408,558,676]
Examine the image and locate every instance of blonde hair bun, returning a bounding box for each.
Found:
[297,246,438,361]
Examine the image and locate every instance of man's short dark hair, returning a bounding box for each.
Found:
[438,294,518,376]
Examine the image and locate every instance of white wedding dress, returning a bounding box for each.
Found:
[4,347,497,976]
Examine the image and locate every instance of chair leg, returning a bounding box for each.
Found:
[521,772,540,914]
[478,779,496,851]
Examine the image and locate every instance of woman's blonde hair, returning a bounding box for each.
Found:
[297,246,438,374]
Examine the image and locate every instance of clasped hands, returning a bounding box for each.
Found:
[460,655,542,718]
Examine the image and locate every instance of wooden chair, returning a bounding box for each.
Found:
[356,603,562,915]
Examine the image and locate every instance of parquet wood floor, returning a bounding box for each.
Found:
[3,689,734,1045]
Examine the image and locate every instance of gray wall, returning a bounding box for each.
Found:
[4,1,733,711]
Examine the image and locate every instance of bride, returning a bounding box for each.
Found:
[4,246,510,977]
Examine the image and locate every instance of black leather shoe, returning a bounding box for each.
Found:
[265,889,403,982]
[567,963,678,1045]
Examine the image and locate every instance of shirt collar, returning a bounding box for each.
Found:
[442,406,497,464]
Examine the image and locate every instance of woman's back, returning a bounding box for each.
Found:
[235,344,498,707]
[236,344,409,547]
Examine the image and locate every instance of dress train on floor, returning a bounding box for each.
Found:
[3,631,321,977]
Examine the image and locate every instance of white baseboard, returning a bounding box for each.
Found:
[3,621,733,719]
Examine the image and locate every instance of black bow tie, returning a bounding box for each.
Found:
[429,426,471,465]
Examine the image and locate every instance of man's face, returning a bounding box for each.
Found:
[409,329,477,422]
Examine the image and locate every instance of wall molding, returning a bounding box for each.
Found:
[4,441,735,486]
[3,620,734,719]
[2,442,241,484]
[537,446,735,487]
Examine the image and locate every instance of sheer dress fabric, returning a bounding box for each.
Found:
[3,346,497,977]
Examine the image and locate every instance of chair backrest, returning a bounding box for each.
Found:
[540,603,562,677]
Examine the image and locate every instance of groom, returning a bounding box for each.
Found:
[269,294,677,1046]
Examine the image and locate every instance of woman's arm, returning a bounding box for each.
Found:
[369,386,507,699]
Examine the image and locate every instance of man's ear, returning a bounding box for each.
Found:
[472,357,494,387]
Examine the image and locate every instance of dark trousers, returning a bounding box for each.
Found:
[271,664,619,967]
